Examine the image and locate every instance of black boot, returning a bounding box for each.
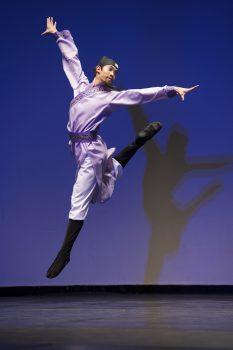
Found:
[46,219,84,279]
[114,121,162,168]
[134,121,162,147]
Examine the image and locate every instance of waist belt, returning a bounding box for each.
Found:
[69,130,98,142]
[68,130,98,153]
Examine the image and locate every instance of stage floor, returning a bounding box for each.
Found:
[0,293,233,349]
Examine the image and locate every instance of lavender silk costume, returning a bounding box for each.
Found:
[54,29,175,206]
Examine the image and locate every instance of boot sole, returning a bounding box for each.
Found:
[46,257,70,279]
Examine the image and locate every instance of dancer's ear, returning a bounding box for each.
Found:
[95,65,102,75]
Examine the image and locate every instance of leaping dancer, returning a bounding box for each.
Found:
[42,17,199,278]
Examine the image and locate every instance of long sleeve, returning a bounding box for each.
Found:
[53,30,89,96]
[108,85,177,112]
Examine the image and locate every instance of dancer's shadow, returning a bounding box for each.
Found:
[127,105,233,284]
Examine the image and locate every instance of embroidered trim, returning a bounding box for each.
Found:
[70,85,108,108]
[69,130,98,142]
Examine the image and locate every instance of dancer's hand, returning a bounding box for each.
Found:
[41,17,57,35]
[174,85,199,101]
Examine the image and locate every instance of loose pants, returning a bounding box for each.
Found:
[68,138,139,220]
[69,155,97,220]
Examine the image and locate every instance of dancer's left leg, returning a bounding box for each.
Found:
[46,219,84,278]
[46,155,97,279]
[113,121,162,168]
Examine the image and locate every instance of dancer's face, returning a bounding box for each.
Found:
[95,65,117,84]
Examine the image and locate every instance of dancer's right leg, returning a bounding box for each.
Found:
[114,121,162,168]
[46,156,97,279]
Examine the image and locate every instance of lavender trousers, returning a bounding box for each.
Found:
[69,155,122,220]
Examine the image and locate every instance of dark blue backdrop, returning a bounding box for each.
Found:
[1,0,233,285]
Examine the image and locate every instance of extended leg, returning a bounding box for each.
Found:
[46,156,97,279]
[114,121,162,168]
[46,219,84,278]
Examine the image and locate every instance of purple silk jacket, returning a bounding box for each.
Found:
[53,30,176,204]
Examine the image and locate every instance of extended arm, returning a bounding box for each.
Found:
[108,84,199,111]
[42,17,89,96]
[108,85,177,112]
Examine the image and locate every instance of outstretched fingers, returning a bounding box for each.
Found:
[187,85,199,92]
[41,16,57,36]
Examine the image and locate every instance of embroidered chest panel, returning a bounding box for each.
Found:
[70,85,108,108]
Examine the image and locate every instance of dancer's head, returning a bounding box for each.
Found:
[93,56,119,85]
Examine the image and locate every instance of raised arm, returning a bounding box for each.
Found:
[42,17,89,97]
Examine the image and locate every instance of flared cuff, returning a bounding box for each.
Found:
[53,30,71,40]
[164,85,177,98]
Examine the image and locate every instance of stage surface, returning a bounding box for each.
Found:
[0,293,233,349]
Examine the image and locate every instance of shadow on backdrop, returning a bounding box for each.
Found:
[127,104,233,284]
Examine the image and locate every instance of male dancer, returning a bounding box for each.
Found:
[42,17,198,279]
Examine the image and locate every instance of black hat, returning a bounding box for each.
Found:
[97,56,119,70]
